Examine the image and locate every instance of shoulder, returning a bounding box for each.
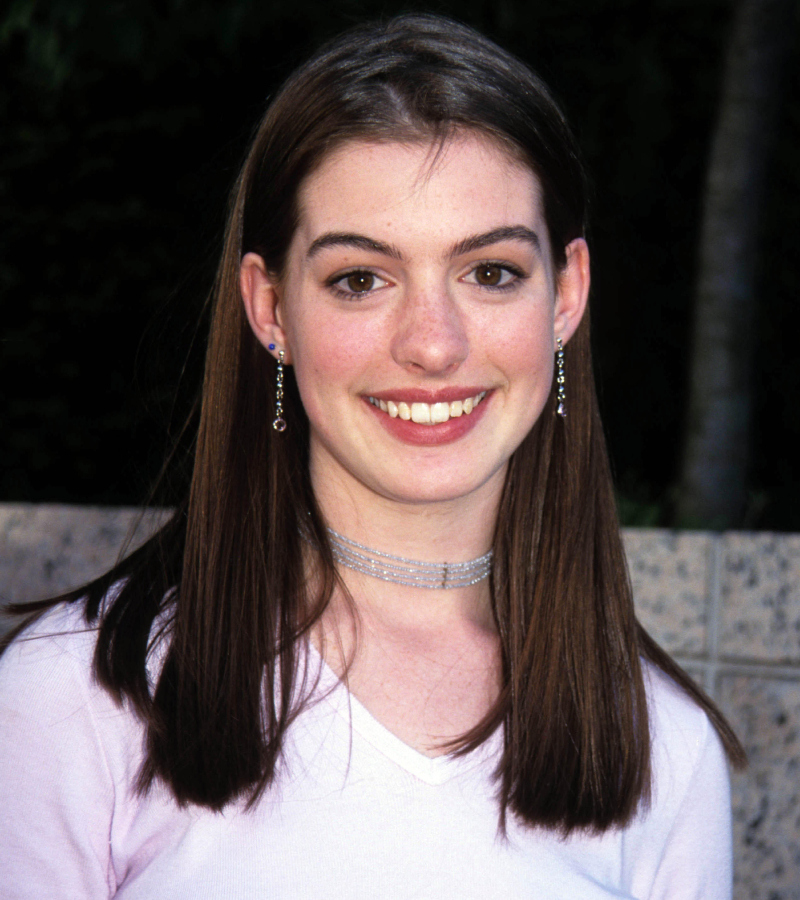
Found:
[618,666,734,896]
[0,599,147,796]
[639,661,732,854]
[1,601,100,703]
[644,663,712,745]
[0,601,148,895]
[642,662,726,787]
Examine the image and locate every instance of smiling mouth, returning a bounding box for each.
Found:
[366,391,487,425]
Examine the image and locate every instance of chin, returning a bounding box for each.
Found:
[371,466,506,507]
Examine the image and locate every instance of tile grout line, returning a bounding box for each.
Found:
[705,533,723,698]
[676,659,800,680]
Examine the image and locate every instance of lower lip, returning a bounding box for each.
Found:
[363,394,492,446]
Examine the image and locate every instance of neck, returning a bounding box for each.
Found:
[314,480,500,564]
[310,472,502,631]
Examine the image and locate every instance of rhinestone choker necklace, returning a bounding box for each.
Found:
[326,527,493,589]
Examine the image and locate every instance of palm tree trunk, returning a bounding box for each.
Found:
[675,0,795,527]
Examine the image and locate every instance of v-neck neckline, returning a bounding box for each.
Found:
[308,642,502,786]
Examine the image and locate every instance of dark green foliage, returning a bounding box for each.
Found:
[1,0,798,527]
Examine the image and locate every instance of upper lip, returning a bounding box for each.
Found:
[365,387,490,404]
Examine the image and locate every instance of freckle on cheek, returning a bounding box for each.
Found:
[324,348,353,367]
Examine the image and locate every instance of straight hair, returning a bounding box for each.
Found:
[6,13,745,833]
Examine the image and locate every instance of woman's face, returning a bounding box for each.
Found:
[241,133,589,512]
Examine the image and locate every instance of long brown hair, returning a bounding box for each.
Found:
[7,13,745,830]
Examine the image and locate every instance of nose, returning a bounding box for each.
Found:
[390,281,469,376]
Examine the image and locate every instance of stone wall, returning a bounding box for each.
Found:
[627,530,800,897]
[2,504,799,897]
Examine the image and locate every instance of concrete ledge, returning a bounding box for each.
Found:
[0,504,168,628]
[1,504,798,899]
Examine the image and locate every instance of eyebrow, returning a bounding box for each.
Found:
[449,226,541,258]
[306,232,403,260]
[305,225,541,262]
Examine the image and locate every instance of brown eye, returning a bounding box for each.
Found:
[329,270,388,298]
[474,264,503,286]
[346,272,375,292]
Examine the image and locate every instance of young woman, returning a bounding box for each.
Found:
[0,14,744,898]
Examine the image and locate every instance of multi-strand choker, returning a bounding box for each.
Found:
[326,527,493,589]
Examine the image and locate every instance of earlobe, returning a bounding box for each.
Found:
[240,251,290,361]
[554,238,590,344]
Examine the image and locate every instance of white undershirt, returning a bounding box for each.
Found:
[0,603,733,898]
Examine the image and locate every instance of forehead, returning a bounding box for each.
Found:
[293,133,546,247]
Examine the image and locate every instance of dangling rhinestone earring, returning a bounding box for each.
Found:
[555,337,566,418]
[268,344,287,432]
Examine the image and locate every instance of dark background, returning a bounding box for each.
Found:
[2,0,798,528]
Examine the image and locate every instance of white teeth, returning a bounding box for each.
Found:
[430,402,450,424]
[369,392,486,425]
[411,402,431,424]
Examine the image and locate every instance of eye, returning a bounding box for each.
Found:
[464,262,525,290]
[328,269,389,298]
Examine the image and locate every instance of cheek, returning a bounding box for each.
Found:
[287,292,388,383]
[285,310,371,418]
[498,321,557,433]
[498,312,555,379]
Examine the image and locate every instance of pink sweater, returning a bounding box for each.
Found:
[0,603,733,898]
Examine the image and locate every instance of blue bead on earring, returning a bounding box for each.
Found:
[268,343,276,351]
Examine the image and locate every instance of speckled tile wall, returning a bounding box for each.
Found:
[624,529,800,900]
[2,506,799,897]
[624,529,711,656]
[721,676,800,898]
[719,534,800,665]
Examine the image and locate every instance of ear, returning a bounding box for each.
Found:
[240,252,292,363]
[553,238,590,345]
